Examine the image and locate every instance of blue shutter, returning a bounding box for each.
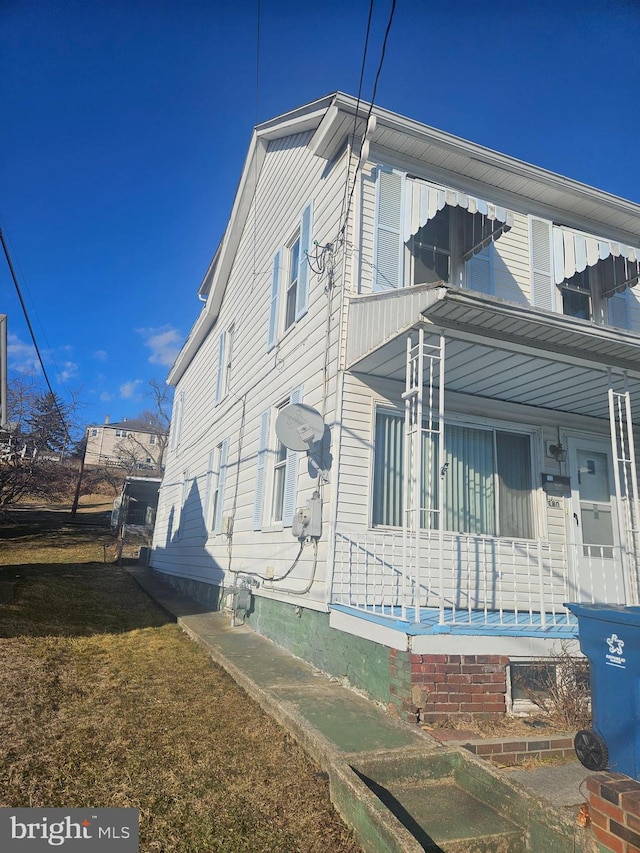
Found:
[373,167,404,291]
[466,245,493,295]
[214,330,226,405]
[213,438,229,534]
[296,202,313,320]
[253,409,270,530]
[282,385,303,527]
[530,218,555,310]
[267,250,281,351]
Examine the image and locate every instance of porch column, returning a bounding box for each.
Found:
[608,370,640,604]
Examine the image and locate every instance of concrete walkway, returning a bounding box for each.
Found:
[125,565,592,851]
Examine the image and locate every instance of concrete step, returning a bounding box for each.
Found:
[332,750,578,853]
[355,773,525,852]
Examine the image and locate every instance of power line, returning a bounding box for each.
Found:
[0,227,72,447]
[338,0,397,243]
[337,0,375,240]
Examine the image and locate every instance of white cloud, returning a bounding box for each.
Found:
[120,380,143,399]
[56,361,79,384]
[7,333,39,374]
[93,350,108,362]
[137,325,182,367]
[100,392,112,402]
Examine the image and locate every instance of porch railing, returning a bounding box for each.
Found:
[332,529,628,630]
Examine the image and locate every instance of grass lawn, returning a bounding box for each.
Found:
[0,500,362,852]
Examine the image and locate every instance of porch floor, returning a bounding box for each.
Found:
[330,603,579,639]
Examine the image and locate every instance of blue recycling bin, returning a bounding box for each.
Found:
[566,603,640,780]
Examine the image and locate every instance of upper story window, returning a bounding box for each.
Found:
[530,217,640,330]
[561,269,592,320]
[115,429,126,438]
[149,434,157,445]
[408,206,451,285]
[267,203,313,350]
[89,428,98,437]
[372,167,512,295]
[215,324,234,405]
[285,236,301,330]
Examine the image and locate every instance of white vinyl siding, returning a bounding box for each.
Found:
[530,217,555,310]
[373,167,404,291]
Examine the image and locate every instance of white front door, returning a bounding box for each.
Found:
[566,436,626,604]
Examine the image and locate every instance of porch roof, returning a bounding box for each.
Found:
[346,284,640,420]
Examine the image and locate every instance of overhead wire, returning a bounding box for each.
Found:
[0,228,72,448]
[337,0,397,244]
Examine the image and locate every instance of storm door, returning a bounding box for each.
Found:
[566,437,625,604]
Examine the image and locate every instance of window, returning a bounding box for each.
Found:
[253,386,303,529]
[90,428,98,437]
[149,434,157,445]
[215,325,234,404]
[115,429,125,438]
[267,203,313,350]
[561,269,592,320]
[372,169,511,294]
[206,439,229,534]
[285,235,301,330]
[407,207,451,286]
[272,402,288,523]
[372,410,534,538]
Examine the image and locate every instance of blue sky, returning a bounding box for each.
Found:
[1,0,640,429]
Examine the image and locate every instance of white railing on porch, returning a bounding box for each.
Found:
[332,530,628,630]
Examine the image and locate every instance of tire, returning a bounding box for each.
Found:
[574,728,609,771]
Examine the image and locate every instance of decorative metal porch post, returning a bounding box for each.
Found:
[608,369,640,604]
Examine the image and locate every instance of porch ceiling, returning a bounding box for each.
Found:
[346,286,640,420]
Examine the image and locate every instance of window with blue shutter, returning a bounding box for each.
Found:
[253,409,270,530]
[373,167,404,291]
[608,291,630,329]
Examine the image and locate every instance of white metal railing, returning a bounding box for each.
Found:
[332,529,628,630]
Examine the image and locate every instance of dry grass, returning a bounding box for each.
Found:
[0,505,362,853]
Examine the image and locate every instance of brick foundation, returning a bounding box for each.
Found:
[388,651,509,723]
[587,773,640,853]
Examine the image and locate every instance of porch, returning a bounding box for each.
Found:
[330,285,640,640]
[331,530,627,640]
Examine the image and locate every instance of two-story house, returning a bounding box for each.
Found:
[150,93,640,721]
[84,417,166,473]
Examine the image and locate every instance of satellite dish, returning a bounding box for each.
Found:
[275,403,325,451]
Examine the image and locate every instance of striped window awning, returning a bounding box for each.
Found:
[403,178,514,259]
[552,225,640,296]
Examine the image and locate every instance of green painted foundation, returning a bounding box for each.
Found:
[156,573,393,706]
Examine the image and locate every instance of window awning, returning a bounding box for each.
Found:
[403,177,514,259]
[552,225,640,296]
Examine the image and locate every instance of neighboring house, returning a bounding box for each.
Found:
[151,93,640,721]
[84,418,166,472]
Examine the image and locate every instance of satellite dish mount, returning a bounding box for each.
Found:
[275,403,328,482]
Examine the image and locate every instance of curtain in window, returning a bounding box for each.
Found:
[373,413,404,527]
[444,425,495,535]
[496,431,533,539]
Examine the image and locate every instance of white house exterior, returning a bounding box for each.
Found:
[151,93,640,720]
